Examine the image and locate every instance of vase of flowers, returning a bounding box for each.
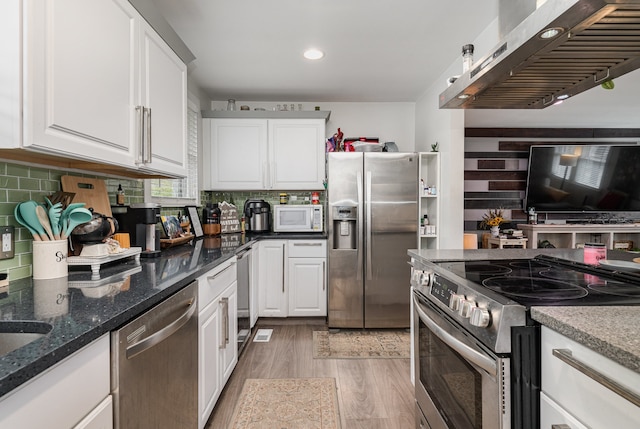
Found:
[480,208,508,238]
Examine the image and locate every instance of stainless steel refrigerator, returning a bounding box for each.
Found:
[327,152,417,328]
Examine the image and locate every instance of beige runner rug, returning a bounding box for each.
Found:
[313,330,410,359]
[230,378,341,429]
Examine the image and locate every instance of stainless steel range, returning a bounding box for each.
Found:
[411,254,640,429]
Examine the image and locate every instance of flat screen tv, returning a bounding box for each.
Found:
[524,144,640,213]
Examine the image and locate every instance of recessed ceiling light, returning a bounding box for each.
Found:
[303,49,324,60]
[556,94,570,100]
[457,94,471,99]
[539,27,564,39]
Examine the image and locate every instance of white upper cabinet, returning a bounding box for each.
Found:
[138,18,188,176]
[1,0,187,178]
[204,119,268,190]
[268,119,326,190]
[203,117,326,190]
[22,0,137,165]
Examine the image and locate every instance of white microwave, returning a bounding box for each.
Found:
[273,205,323,232]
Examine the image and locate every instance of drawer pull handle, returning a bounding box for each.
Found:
[551,425,571,429]
[293,242,322,246]
[207,263,233,281]
[552,348,640,407]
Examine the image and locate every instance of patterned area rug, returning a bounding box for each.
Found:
[313,330,410,359]
[230,378,341,429]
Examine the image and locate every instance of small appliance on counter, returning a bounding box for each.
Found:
[243,199,271,233]
[273,204,323,232]
[112,203,161,257]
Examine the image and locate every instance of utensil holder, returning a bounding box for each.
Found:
[33,240,68,279]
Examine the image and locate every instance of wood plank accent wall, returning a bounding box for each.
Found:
[463,128,640,235]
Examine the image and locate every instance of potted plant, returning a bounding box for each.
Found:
[480,208,508,238]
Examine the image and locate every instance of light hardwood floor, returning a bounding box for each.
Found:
[205,318,415,429]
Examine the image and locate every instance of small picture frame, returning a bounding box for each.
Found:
[185,206,204,239]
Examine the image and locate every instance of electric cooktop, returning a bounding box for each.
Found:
[434,255,640,307]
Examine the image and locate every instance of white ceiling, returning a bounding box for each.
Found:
[150,0,499,102]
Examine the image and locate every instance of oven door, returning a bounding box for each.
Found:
[412,292,510,429]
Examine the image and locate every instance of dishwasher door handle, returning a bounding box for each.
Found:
[126,296,197,359]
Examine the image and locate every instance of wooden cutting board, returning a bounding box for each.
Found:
[61,176,112,216]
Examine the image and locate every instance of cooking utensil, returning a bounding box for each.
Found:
[70,210,118,244]
[48,191,75,209]
[14,203,41,241]
[35,205,55,241]
[61,208,93,240]
[48,202,63,240]
[60,202,87,227]
[19,201,48,241]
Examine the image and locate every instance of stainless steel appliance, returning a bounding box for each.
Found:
[327,152,417,328]
[411,254,640,429]
[236,247,251,354]
[243,199,271,233]
[112,203,161,257]
[273,204,323,232]
[440,0,640,109]
[111,282,198,429]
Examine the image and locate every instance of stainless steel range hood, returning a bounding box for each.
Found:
[439,0,640,109]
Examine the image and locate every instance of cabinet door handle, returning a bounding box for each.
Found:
[551,425,571,429]
[552,348,640,407]
[293,242,322,246]
[145,107,153,163]
[135,106,145,164]
[262,161,268,187]
[322,260,325,291]
[219,297,229,348]
[271,162,275,188]
[282,243,286,293]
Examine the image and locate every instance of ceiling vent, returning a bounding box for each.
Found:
[439,0,640,109]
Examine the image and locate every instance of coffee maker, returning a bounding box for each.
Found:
[112,203,161,257]
[243,199,271,233]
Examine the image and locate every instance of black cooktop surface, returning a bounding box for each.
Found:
[434,255,640,307]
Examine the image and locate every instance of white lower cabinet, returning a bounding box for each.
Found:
[257,239,327,318]
[0,334,111,429]
[287,241,327,317]
[258,240,288,317]
[198,257,238,429]
[541,326,640,428]
[73,396,113,429]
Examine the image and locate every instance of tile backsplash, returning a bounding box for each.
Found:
[0,159,325,280]
[0,161,144,280]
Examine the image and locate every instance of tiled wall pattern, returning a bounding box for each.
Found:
[0,160,325,280]
[0,161,144,280]
[204,190,325,214]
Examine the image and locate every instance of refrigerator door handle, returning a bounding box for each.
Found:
[357,173,364,281]
[365,169,372,281]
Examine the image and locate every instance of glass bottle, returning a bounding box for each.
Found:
[116,184,125,205]
[227,99,236,111]
[462,44,474,73]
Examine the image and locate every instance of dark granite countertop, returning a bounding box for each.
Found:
[0,232,326,398]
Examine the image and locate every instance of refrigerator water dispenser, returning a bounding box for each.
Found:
[332,206,357,249]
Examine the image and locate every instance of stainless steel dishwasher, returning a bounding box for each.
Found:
[236,247,251,354]
[111,282,198,429]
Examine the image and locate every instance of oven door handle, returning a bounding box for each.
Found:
[413,294,497,377]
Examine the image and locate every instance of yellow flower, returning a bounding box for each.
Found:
[480,209,508,229]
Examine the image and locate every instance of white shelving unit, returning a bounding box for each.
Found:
[517,223,640,249]
[418,152,440,250]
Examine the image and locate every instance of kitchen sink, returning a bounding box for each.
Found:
[0,321,53,356]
